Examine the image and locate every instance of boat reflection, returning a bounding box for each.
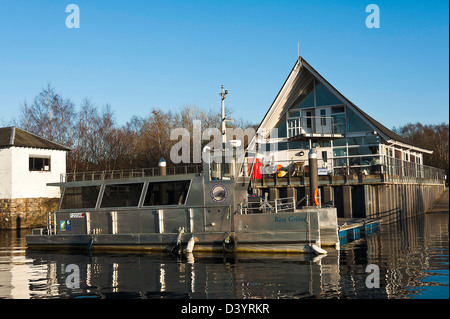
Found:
[24,250,341,299]
[2,211,446,299]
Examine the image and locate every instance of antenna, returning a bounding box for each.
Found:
[219,85,234,148]
[220,85,228,147]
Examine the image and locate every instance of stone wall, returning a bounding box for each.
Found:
[0,197,59,230]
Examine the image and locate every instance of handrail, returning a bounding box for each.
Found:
[287,115,346,137]
[61,165,203,182]
[250,157,445,185]
[239,196,296,214]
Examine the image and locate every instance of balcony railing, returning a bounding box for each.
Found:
[287,116,346,138]
[250,156,446,186]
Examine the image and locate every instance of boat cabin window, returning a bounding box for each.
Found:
[100,183,144,208]
[61,186,101,209]
[210,161,236,180]
[143,180,191,206]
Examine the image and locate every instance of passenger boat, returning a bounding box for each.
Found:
[26,87,340,254]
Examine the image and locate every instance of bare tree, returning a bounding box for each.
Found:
[394,122,449,177]
[14,85,259,173]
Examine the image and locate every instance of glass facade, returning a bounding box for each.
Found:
[315,82,342,106]
[257,68,429,179]
[331,135,381,174]
[294,80,315,109]
[268,76,394,176]
[347,108,373,132]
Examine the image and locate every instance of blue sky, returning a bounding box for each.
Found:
[0,0,448,129]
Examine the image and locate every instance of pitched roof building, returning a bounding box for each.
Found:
[253,57,432,177]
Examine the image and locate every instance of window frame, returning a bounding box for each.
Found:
[29,155,51,172]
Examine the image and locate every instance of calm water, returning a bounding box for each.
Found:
[0,212,448,299]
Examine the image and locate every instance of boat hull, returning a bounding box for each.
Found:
[26,208,340,254]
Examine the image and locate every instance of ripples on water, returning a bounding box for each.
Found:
[0,212,448,299]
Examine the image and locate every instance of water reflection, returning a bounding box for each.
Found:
[18,251,339,299]
[0,212,447,299]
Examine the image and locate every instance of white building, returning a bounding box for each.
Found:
[0,127,69,229]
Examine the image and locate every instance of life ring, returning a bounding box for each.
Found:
[314,188,320,206]
[222,235,237,253]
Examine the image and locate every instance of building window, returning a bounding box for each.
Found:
[331,113,346,134]
[315,82,342,106]
[347,108,373,132]
[320,109,327,126]
[333,147,347,157]
[29,156,51,171]
[306,111,312,128]
[322,151,328,163]
[332,106,345,113]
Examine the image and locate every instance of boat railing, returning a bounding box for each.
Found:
[239,196,296,214]
[61,165,203,182]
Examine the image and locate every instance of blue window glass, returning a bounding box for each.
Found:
[347,108,373,132]
[278,142,288,151]
[297,91,314,109]
[333,158,347,167]
[365,135,380,145]
[274,115,287,138]
[294,80,315,109]
[315,82,342,106]
[333,138,346,147]
[289,141,301,150]
[333,148,347,157]
[347,137,363,145]
[331,114,346,133]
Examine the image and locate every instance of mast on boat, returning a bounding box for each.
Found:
[219,85,233,148]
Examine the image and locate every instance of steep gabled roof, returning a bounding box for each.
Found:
[256,57,432,154]
[0,127,70,151]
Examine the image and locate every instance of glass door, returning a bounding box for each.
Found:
[316,107,332,134]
